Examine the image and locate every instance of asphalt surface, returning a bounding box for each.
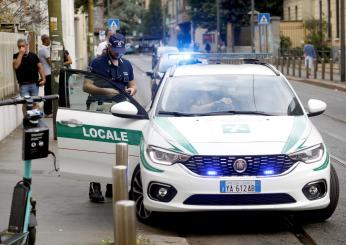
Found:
[0,54,345,245]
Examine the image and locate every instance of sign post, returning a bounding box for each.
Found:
[107,18,120,32]
[258,13,270,53]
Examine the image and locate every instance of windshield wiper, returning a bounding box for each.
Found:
[198,110,274,116]
[157,111,197,117]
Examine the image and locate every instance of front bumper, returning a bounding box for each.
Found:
[140,155,330,212]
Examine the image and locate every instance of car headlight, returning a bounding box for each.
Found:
[288,143,325,163]
[147,145,191,165]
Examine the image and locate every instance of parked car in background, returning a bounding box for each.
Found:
[147,52,205,98]
[125,43,136,54]
[152,46,179,69]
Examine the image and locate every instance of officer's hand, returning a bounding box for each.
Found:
[125,87,136,96]
[103,88,118,96]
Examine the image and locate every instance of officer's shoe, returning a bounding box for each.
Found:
[105,184,113,198]
[89,182,104,203]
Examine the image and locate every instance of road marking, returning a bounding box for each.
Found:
[284,216,317,245]
[323,113,346,124]
[331,154,346,168]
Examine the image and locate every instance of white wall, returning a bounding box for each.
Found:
[61,0,76,69]
[0,105,23,142]
[74,13,88,70]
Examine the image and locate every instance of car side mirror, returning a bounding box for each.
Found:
[307,99,327,117]
[111,101,138,118]
[146,71,154,77]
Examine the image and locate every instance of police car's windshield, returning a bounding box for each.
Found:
[156,75,304,116]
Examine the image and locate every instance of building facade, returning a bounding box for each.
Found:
[283,0,344,47]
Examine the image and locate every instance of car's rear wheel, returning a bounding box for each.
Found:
[298,164,339,222]
[130,166,156,223]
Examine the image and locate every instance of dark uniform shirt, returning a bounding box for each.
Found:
[13,52,40,84]
[89,54,134,91]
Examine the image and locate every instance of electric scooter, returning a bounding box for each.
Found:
[0,95,59,245]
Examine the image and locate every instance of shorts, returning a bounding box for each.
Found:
[19,83,39,97]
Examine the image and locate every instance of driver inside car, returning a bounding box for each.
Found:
[190,90,234,113]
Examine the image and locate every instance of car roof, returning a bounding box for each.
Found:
[172,64,278,76]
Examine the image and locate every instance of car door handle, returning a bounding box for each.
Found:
[59,119,83,127]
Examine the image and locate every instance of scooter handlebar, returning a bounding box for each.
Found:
[0,95,59,106]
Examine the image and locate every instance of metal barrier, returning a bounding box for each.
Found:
[112,142,136,244]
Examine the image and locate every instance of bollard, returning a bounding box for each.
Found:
[280,57,284,73]
[330,58,333,81]
[292,57,296,76]
[321,58,325,80]
[306,59,309,78]
[115,200,136,245]
[298,57,302,78]
[286,57,290,75]
[112,165,129,244]
[313,59,317,79]
[116,143,128,166]
[112,165,129,203]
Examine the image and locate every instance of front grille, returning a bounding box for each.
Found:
[181,155,297,177]
[183,194,296,205]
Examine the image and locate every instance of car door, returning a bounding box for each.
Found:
[57,69,148,180]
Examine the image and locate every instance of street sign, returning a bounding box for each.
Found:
[258,13,270,25]
[107,18,120,31]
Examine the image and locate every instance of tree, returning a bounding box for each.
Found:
[0,0,48,31]
[107,0,144,36]
[141,0,163,38]
[188,0,283,42]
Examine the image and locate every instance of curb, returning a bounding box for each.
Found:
[137,234,189,245]
[286,75,346,92]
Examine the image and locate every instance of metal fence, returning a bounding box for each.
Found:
[0,32,24,100]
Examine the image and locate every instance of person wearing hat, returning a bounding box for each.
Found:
[83,33,137,202]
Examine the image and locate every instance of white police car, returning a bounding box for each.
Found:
[57,58,339,223]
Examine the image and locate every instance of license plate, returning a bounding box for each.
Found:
[220,180,261,193]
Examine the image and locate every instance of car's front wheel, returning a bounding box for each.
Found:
[298,164,339,222]
[130,166,156,224]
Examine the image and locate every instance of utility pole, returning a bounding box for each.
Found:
[47,0,63,139]
[88,0,95,63]
[319,0,323,43]
[216,0,220,52]
[251,0,255,53]
[341,0,345,81]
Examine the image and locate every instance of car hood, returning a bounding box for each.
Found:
[152,115,312,155]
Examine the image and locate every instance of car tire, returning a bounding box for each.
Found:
[130,165,156,224]
[298,164,339,223]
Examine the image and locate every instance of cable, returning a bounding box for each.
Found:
[48,150,59,172]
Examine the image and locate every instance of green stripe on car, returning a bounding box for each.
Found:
[154,118,198,155]
[140,140,163,173]
[281,116,307,154]
[57,122,142,145]
[313,152,330,171]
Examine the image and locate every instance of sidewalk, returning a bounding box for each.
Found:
[0,118,188,245]
[286,75,346,92]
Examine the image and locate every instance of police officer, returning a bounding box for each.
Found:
[84,33,137,202]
